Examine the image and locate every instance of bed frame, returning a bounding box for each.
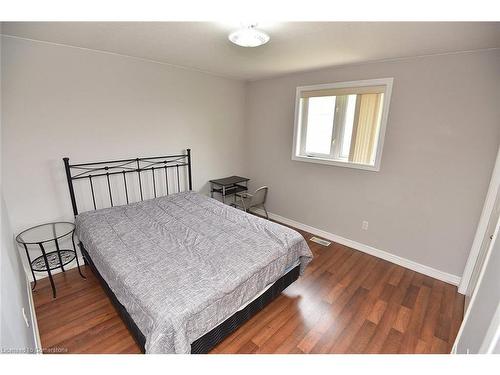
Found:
[63,149,300,353]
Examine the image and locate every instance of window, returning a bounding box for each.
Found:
[292,78,393,171]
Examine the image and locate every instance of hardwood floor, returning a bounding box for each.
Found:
[32,227,464,354]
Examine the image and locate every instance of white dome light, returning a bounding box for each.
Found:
[228,24,270,47]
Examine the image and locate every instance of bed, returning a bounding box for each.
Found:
[63,149,312,353]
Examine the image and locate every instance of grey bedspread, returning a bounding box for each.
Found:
[75,191,312,353]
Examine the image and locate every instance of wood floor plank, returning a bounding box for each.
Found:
[401,285,420,309]
[328,260,388,353]
[363,269,417,353]
[367,300,388,325]
[379,284,397,302]
[32,225,464,354]
[449,293,465,347]
[251,298,300,347]
[364,301,401,353]
[430,336,450,354]
[57,315,131,353]
[329,294,380,353]
[236,340,259,354]
[398,285,432,353]
[325,255,378,307]
[434,283,456,342]
[312,287,370,353]
[214,295,295,352]
[347,320,377,353]
[361,259,390,290]
[420,280,445,344]
[414,339,430,354]
[297,329,323,353]
[381,328,404,354]
[392,305,411,334]
[387,267,405,287]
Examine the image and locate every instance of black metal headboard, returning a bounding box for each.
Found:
[63,149,192,216]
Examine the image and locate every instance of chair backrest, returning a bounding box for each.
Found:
[252,186,268,206]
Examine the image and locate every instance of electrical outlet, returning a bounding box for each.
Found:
[362,221,369,230]
[22,307,30,328]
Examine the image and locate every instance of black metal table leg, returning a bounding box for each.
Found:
[39,242,56,298]
[54,237,65,272]
[22,243,37,290]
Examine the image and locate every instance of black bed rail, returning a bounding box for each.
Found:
[63,149,193,216]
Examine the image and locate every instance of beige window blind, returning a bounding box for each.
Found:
[349,93,384,164]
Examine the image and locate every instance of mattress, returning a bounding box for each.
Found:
[75,191,312,353]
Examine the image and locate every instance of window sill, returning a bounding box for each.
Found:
[291,154,380,172]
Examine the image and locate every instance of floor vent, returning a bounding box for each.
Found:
[310,237,331,247]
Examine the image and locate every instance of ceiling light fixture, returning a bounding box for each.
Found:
[228,24,270,48]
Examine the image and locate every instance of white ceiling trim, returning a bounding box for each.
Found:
[1,34,242,80]
[246,46,500,82]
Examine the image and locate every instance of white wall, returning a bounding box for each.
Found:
[0,29,37,352]
[1,36,246,233]
[0,195,37,352]
[244,50,500,278]
[0,27,36,352]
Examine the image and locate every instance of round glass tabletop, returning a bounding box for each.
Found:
[16,222,75,245]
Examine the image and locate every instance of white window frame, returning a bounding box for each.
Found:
[291,78,394,172]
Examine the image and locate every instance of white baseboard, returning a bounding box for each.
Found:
[254,208,462,287]
[26,276,42,353]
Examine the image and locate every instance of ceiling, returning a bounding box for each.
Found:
[2,22,500,81]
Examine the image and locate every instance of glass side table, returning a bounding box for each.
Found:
[16,222,85,298]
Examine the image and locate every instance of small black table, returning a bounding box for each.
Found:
[210,176,249,204]
[16,222,85,298]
